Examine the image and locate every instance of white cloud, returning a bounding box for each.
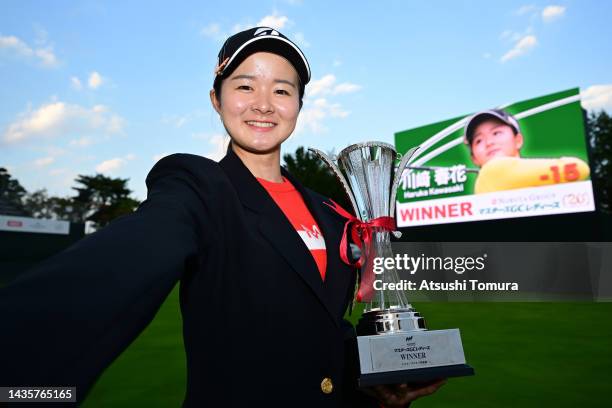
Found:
[500,30,522,42]
[2,101,125,144]
[201,15,292,43]
[332,82,362,95]
[257,13,290,30]
[152,152,172,162]
[317,98,349,118]
[71,76,83,90]
[205,134,229,161]
[35,48,58,66]
[95,154,134,174]
[88,71,103,89]
[92,104,108,113]
[30,149,67,180]
[500,35,537,62]
[200,23,229,42]
[515,5,538,16]
[0,35,31,54]
[0,34,59,67]
[191,133,229,160]
[482,52,492,59]
[295,73,360,134]
[161,109,206,128]
[296,101,330,134]
[95,158,125,173]
[296,98,350,135]
[542,5,566,22]
[230,23,250,35]
[106,115,124,133]
[293,32,310,48]
[4,102,66,143]
[69,136,93,147]
[332,59,342,67]
[306,74,336,97]
[500,27,534,43]
[306,74,362,97]
[581,85,612,111]
[34,156,55,167]
[201,23,221,38]
[162,115,185,128]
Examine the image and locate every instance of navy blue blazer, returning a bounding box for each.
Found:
[0,148,376,407]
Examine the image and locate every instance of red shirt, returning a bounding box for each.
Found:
[257,177,327,280]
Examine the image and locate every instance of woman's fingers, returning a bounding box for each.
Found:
[370,378,447,407]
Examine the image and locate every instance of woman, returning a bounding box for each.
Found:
[0,27,443,407]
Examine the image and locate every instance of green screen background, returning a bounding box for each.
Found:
[394,88,590,202]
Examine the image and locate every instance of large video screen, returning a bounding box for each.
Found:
[394,88,595,227]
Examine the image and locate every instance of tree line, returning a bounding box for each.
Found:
[0,171,139,230]
[1,110,611,230]
[586,110,612,213]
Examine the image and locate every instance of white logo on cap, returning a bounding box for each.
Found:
[254,28,279,37]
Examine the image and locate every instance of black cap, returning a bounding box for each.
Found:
[214,27,310,89]
[464,109,521,145]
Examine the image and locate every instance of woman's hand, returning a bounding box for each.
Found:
[362,378,447,407]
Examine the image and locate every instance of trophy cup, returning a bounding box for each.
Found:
[310,142,474,386]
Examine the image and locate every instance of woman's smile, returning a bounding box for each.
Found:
[245,120,277,131]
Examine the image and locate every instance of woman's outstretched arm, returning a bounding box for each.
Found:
[0,154,219,403]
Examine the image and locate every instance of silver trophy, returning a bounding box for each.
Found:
[310,142,473,386]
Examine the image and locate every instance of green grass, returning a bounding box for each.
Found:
[82,285,185,407]
[84,287,612,407]
[373,302,612,407]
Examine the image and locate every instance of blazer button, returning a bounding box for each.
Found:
[321,377,333,394]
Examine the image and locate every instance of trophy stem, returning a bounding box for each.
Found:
[361,229,410,312]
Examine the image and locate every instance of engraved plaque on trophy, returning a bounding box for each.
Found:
[310,142,474,386]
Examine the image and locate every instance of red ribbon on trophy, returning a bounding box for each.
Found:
[324,200,396,302]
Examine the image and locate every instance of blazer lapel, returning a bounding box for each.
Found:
[284,170,356,320]
[219,149,339,326]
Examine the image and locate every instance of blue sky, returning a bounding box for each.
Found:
[1,0,611,200]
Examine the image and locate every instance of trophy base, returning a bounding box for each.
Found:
[358,364,474,387]
[356,328,474,387]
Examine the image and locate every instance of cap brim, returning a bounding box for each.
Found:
[464,110,516,144]
[221,35,310,86]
